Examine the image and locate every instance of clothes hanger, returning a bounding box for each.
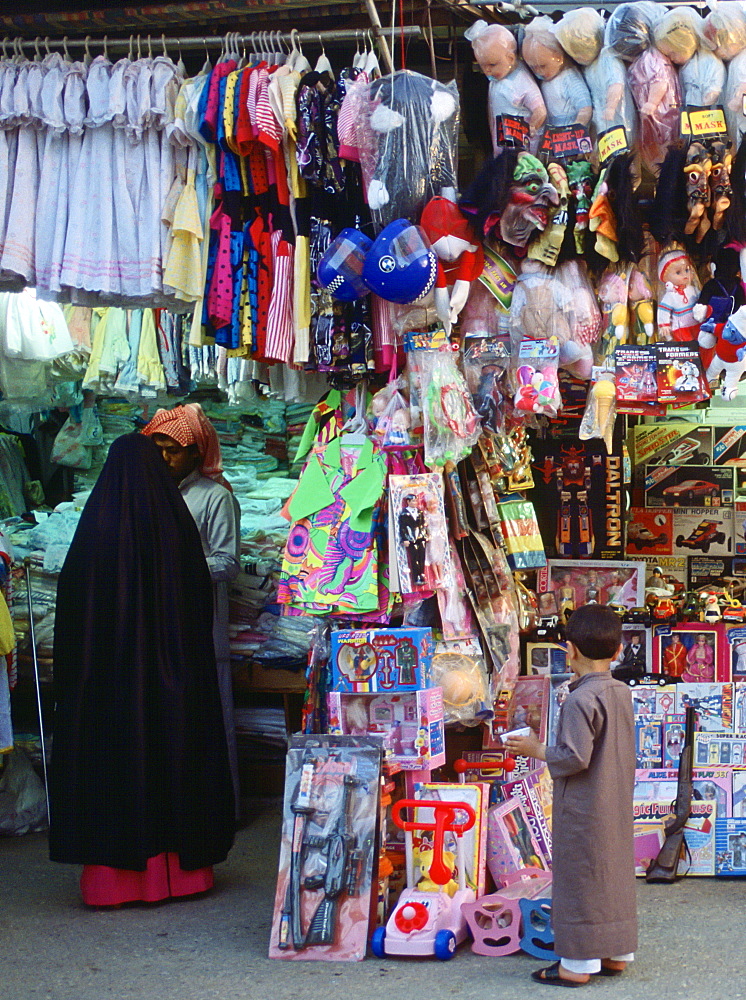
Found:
[161,33,168,58]
[136,35,142,60]
[340,382,369,445]
[314,34,333,75]
[83,35,92,67]
[1,38,8,61]
[353,31,364,70]
[175,38,186,76]
[201,38,212,74]
[128,35,134,61]
[147,34,153,59]
[102,35,108,60]
[44,36,50,56]
[33,37,42,63]
[364,29,380,77]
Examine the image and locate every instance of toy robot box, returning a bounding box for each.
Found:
[329,628,433,693]
[635,715,663,768]
[644,465,734,509]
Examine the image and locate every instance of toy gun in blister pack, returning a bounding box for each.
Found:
[278,752,316,950]
[646,706,695,883]
[302,773,363,946]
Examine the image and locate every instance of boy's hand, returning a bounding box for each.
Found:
[505,729,547,761]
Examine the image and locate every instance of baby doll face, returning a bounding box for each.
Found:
[474,31,517,80]
[523,39,565,81]
[663,258,695,287]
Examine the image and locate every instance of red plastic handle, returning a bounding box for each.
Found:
[453,757,516,775]
[392,798,477,887]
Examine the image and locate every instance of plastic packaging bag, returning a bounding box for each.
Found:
[580,371,617,452]
[554,8,605,66]
[725,48,746,145]
[584,48,638,144]
[703,2,746,61]
[358,71,459,228]
[418,348,481,468]
[50,418,93,469]
[522,17,593,128]
[681,49,726,108]
[605,2,664,60]
[431,639,492,726]
[367,381,412,448]
[0,750,48,836]
[513,337,561,419]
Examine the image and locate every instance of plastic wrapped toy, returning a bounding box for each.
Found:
[699,303,746,400]
[703,2,746,61]
[359,71,459,227]
[521,17,592,129]
[605,2,665,60]
[655,8,726,108]
[583,48,638,147]
[513,341,562,419]
[465,20,547,154]
[420,196,485,328]
[724,49,746,145]
[419,348,482,469]
[554,8,605,67]
[580,373,617,452]
[657,248,701,342]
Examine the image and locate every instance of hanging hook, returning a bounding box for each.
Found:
[128,35,134,61]
[1,37,8,60]
[147,35,153,58]
[33,36,41,61]
[103,35,108,59]
[161,33,167,57]
[136,34,142,59]
[62,35,70,60]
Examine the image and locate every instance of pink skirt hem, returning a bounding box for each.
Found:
[80,852,214,906]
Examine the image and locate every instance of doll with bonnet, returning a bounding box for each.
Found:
[657,248,701,342]
[521,17,592,130]
[465,20,546,154]
[606,1,681,177]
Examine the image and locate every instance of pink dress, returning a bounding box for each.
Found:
[81,853,213,906]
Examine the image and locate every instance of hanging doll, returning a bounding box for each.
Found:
[724,49,746,146]
[521,17,593,130]
[656,248,701,343]
[465,20,547,154]
[606,1,682,177]
[699,302,746,400]
[653,7,726,110]
[703,2,746,62]
[419,195,485,328]
[694,246,745,342]
[459,148,559,250]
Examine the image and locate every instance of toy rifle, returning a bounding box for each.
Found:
[646,706,695,883]
[278,752,316,950]
[302,773,363,947]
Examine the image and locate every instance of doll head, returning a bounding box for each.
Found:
[605,1,662,61]
[658,249,695,288]
[703,3,746,61]
[522,18,567,81]
[654,8,703,66]
[465,20,518,81]
[555,8,605,66]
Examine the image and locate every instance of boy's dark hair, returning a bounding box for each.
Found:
[566,604,622,661]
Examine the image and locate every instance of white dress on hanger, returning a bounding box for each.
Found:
[0,58,16,269]
[60,56,118,297]
[36,53,87,295]
[150,54,182,284]
[123,57,158,298]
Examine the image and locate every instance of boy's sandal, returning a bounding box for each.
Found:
[595,966,624,977]
[531,962,589,988]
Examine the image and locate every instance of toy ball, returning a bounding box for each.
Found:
[362,219,438,304]
[316,228,373,301]
[440,668,481,706]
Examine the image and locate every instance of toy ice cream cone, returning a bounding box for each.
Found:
[593,378,616,452]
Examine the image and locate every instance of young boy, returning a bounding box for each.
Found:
[506,604,637,987]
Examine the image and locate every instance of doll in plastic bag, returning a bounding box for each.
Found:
[521,17,592,130]
[465,20,546,154]
[656,247,701,342]
[554,8,605,68]
[359,71,459,227]
[606,1,681,176]
[703,2,746,61]
[724,48,746,145]
[584,48,639,149]
[654,7,725,109]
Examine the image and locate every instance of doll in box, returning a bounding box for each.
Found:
[656,248,700,342]
[465,20,547,154]
[521,17,592,130]
[606,1,681,176]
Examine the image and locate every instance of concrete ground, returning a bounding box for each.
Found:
[2,800,745,1000]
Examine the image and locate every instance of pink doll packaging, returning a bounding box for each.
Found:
[522,17,592,130]
[465,20,547,154]
[487,797,550,886]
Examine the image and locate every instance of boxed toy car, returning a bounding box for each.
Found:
[644,465,734,508]
[713,426,746,465]
[329,628,433,693]
[694,733,745,768]
[326,687,446,771]
[689,555,746,589]
[632,423,713,468]
[626,507,674,556]
[671,508,734,558]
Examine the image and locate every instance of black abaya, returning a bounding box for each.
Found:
[49,434,235,871]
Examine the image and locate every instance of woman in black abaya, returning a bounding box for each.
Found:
[49,433,235,905]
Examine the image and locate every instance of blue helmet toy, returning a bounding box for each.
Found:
[316,228,372,301]
[362,219,438,304]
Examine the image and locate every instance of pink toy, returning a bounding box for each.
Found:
[514,364,561,418]
[657,248,700,342]
[627,46,682,177]
[699,304,746,400]
[465,20,547,153]
[371,797,477,960]
[522,17,592,129]
[462,867,553,957]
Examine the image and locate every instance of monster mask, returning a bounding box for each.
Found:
[683,140,712,238]
[500,152,560,248]
[708,138,733,231]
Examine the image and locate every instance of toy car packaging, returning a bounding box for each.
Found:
[688,554,746,589]
[626,507,673,556]
[269,735,382,962]
[672,508,734,557]
[644,465,734,508]
[631,423,713,469]
[713,426,746,465]
[653,342,710,407]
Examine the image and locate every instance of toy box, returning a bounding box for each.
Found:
[632,423,713,469]
[611,626,653,684]
[639,554,688,593]
[676,682,733,732]
[644,465,734,509]
[732,768,746,816]
[653,624,728,684]
[538,559,646,613]
[329,628,433,693]
[662,713,687,767]
[483,675,551,751]
[688,555,746,589]
[694,732,746,767]
[525,641,568,676]
[635,768,732,819]
[633,822,666,877]
[460,750,536,785]
[326,688,446,772]
[414,782,489,895]
[715,818,746,875]
[672,508,735,556]
[486,797,550,886]
[713,426,746,466]
[635,716,663,768]
[500,764,553,867]
[546,673,574,747]
[626,507,674,557]
[735,680,746,729]
[630,684,679,717]
[634,772,717,875]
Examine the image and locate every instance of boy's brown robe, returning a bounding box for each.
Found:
[545,671,638,960]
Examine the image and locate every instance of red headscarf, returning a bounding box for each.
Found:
[142,403,231,490]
